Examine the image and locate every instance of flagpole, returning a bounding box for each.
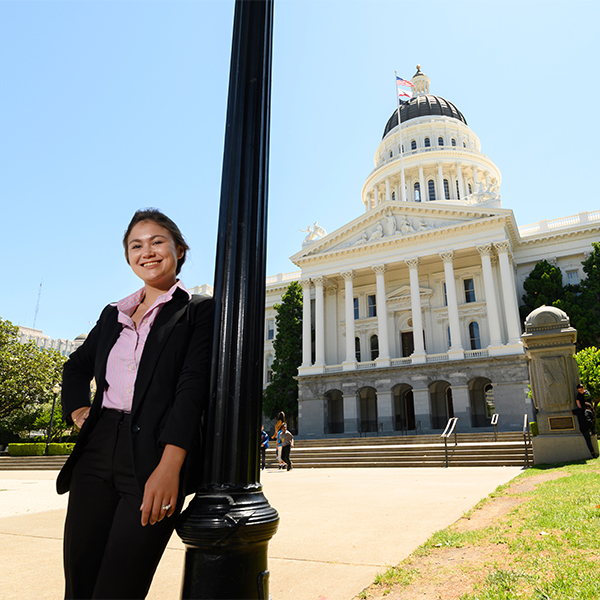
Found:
[395,71,407,202]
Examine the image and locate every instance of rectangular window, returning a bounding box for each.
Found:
[567,270,580,285]
[353,297,359,320]
[267,319,275,340]
[443,282,448,306]
[464,278,476,303]
[368,294,377,318]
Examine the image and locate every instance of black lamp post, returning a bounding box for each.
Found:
[176,1,278,598]
[44,383,61,456]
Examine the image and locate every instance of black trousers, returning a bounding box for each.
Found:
[281,444,292,470]
[63,409,181,599]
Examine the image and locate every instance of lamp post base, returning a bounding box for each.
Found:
[177,485,279,599]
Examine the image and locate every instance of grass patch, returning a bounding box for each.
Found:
[367,459,600,600]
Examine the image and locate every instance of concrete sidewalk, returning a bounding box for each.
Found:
[0,466,523,600]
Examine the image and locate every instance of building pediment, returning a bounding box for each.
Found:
[291,203,511,265]
[386,284,434,312]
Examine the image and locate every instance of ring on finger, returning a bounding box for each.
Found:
[161,503,171,511]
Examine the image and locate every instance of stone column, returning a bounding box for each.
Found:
[377,390,395,433]
[437,163,445,201]
[456,163,465,199]
[343,393,360,434]
[439,251,464,360]
[495,241,523,348]
[313,276,326,366]
[405,258,426,363]
[300,279,312,367]
[419,166,426,202]
[473,167,479,188]
[400,171,407,202]
[372,264,390,365]
[341,270,357,371]
[373,186,379,208]
[411,383,431,432]
[385,178,391,203]
[476,244,504,349]
[449,379,470,425]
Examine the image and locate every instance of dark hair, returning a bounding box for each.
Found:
[123,208,190,275]
[277,411,285,421]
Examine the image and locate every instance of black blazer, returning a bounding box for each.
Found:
[57,287,214,496]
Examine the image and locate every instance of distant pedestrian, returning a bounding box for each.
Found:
[280,423,294,471]
[272,411,285,469]
[260,425,269,470]
[271,411,285,440]
[573,384,598,458]
[276,426,285,469]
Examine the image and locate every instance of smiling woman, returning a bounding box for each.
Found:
[56,208,214,600]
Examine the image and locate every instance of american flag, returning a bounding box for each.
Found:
[398,88,413,99]
[396,75,415,88]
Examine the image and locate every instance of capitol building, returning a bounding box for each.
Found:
[202,67,599,439]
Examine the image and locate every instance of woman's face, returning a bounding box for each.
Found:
[126,220,183,290]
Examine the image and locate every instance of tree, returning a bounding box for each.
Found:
[578,242,600,347]
[519,260,565,322]
[0,318,66,444]
[519,249,600,350]
[575,346,600,401]
[263,281,302,430]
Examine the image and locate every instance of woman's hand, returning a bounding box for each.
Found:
[140,444,187,526]
[71,407,90,430]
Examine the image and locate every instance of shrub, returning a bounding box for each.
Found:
[530,421,539,437]
[7,443,74,456]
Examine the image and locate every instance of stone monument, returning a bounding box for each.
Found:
[522,305,598,464]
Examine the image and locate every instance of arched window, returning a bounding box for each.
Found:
[391,191,396,201]
[401,145,404,153]
[469,322,481,350]
[463,141,467,148]
[443,179,450,199]
[468,183,472,194]
[389,150,393,158]
[266,354,274,383]
[456,180,460,199]
[428,179,436,201]
[424,137,431,148]
[355,337,361,362]
[414,182,421,202]
[451,138,457,147]
[438,136,444,146]
[411,140,417,150]
[370,334,379,361]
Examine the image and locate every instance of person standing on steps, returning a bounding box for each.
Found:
[280,423,294,471]
[260,425,269,470]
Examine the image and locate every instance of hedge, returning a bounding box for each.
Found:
[7,443,75,456]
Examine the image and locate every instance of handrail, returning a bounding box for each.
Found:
[441,417,459,467]
[491,413,499,442]
[523,414,532,468]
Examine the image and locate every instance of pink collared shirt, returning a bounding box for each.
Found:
[102,280,191,412]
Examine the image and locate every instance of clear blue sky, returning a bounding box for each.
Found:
[1,0,598,341]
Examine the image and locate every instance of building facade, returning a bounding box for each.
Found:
[18,326,85,357]
[261,67,599,439]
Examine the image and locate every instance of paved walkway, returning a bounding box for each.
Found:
[0,466,523,600]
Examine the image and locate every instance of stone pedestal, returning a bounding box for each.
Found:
[522,306,595,465]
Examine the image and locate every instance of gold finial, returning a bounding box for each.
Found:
[416,64,421,70]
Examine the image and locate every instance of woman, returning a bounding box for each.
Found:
[57,208,214,599]
[271,410,285,468]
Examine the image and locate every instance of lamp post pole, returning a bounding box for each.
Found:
[176,1,278,598]
[44,383,61,457]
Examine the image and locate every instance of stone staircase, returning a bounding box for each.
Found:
[268,432,531,469]
[0,432,532,471]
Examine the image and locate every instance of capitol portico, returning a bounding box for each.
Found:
[256,67,600,439]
